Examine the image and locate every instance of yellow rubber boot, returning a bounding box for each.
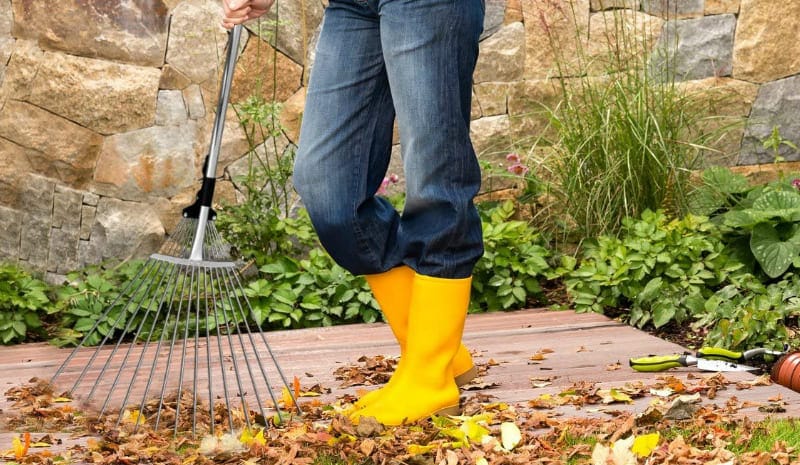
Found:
[351,273,472,425]
[354,267,477,409]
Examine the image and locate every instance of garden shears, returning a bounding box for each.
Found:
[629,345,789,373]
[629,353,759,372]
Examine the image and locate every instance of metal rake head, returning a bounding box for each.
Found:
[51,233,299,436]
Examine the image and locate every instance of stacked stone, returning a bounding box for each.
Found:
[0,0,798,278]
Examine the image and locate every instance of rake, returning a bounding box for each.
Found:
[51,24,299,436]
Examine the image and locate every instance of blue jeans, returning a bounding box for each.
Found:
[293,0,485,279]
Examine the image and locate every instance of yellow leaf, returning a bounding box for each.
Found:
[631,432,660,458]
[281,386,295,408]
[500,422,522,451]
[408,443,437,455]
[475,458,489,465]
[121,409,146,425]
[12,432,30,460]
[53,397,73,403]
[239,428,267,447]
[460,419,491,444]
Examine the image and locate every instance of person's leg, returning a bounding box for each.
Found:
[351,0,485,425]
[293,0,398,276]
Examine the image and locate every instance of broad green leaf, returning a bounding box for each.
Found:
[752,190,800,221]
[751,223,797,278]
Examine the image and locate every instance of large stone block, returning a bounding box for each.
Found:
[53,185,83,233]
[253,0,324,66]
[0,100,103,188]
[590,0,639,10]
[471,114,512,157]
[86,197,165,264]
[94,122,199,201]
[0,204,20,260]
[641,0,704,19]
[0,0,12,77]
[507,78,564,144]
[278,87,306,144]
[155,89,188,126]
[483,0,508,39]
[24,50,160,135]
[474,22,525,84]
[0,40,42,102]
[230,36,303,105]
[19,215,50,270]
[11,0,169,67]
[586,9,664,75]
[678,77,758,166]
[650,14,736,81]
[706,0,739,14]
[48,228,80,273]
[733,0,800,83]
[522,0,590,79]
[0,137,34,209]
[166,0,229,84]
[740,75,800,165]
[474,82,511,117]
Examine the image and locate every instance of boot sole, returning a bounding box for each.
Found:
[454,365,479,387]
[433,404,462,417]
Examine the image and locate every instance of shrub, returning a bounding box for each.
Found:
[565,210,743,328]
[0,263,54,344]
[471,200,554,312]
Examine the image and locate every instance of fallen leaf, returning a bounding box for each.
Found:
[631,432,659,457]
[606,362,622,371]
[500,422,522,451]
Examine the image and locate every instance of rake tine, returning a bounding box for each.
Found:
[206,266,236,432]
[63,258,166,397]
[231,269,301,417]
[128,261,185,433]
[218,265,279,422]
[211,266,252,430]
[173,263,198,436]
[221,262,270,426]
[202,267,218,435]
[152,262,193,431]
[192,264,201,436]
[95,260,180,417]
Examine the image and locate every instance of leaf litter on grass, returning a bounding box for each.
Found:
[2,370,800,464]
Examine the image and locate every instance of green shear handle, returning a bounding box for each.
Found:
[629,354,690,372]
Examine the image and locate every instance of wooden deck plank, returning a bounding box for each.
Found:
[1,308,798,456]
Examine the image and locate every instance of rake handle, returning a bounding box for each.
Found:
[190,24,243,261]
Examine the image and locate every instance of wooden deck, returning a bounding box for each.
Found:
[2,308,799,452]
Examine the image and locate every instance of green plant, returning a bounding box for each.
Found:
[714,178,800,279]
[762,125,799,165]
[0,263,54,344]
[244,249,380,329]
[471,200,553,312]
[687,166,751,217]
[539,7,724,239]
[565,210,743,329]
[692,273,800,351]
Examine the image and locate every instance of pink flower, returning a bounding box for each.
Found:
[792,178,800,190]
[377,173,400,196]
[506,153,520,164]
[507,163,529,176]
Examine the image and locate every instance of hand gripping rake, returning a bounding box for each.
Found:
[51,25,299,436]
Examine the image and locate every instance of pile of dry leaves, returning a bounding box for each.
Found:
[1,364,798,465]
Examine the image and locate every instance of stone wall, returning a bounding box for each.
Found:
[0,0,798,281]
